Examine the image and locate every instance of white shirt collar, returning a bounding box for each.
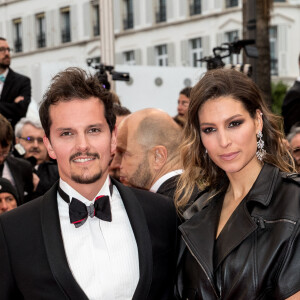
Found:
[150,169,183,193]
[296,76,300,82]
[59,176,111,206]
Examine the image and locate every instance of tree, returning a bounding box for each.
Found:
[243,0,273,107]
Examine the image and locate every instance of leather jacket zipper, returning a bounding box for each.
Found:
[255,217,296,229]
[181,235,220,299]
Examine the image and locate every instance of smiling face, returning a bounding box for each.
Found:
[198,96,262,176]
[44,97,116,192]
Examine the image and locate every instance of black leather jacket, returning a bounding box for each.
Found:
[176,164,300,300]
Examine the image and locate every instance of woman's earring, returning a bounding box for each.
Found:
[256,131,266,161]
[205,149,208,154]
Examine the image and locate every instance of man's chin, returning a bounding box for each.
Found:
[71,172,102,184]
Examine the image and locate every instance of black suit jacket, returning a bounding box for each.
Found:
[0,68,31,127]
[0,178,177,300]
[5,155,34,205]
[282,80,300,135]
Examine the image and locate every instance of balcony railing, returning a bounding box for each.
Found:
[37,33,46,48]
[61,30,71,43]
[123,12,134,30]
[190,2,202,15]
[155,6,166,23]
[14,39,22,52]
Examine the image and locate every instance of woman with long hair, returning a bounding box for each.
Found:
[175,68,300,300]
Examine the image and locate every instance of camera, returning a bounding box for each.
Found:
[86,59,130,90]
[199,39,258,76]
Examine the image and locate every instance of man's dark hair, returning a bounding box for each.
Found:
[112,103,131,117]
[39,67,116,138]
[0,114,13,148]
[0,37,6,41]
[179,87,192,98]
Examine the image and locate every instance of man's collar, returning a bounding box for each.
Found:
[150,169,183,193]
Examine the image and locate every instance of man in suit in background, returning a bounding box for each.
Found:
[0,37,31,128]
[113,108,184,199]
[0,68,177,299]
[0,114,33,205]
[282,52,300,135]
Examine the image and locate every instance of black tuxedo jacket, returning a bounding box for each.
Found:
[0,68,31,127]
[0,178,177,300]
[5,155,33,205]
[282,80,300,135]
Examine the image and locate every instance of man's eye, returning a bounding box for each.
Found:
[89,128,101,133]
[61,132,72,136]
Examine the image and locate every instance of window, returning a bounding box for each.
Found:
[123,0,134,30]
[156,0,166,23]
[123,50,135,65]
[190,38,203,67]
[273,0,285,2]
[13,18,22,53]
[226,0,238,8]
[155,44,168,66]
[224,30,239,65]
[36,13,46,48]
[92,3,100,36]
[60,7,71,43]
[269,26,278,76]
[190,0,202,16]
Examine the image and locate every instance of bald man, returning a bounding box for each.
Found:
[110,108,183,199]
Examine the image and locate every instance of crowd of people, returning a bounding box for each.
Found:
[0,34,300,299]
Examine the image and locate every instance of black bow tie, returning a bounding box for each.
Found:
[58,187,112,228]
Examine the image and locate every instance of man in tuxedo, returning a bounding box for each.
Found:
[112,108,183,199]
[0,37,31,128]
[282,52,300,135]
[0,68,177,299]
[0,113,33,204]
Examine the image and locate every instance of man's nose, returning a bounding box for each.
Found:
[0,200,8,212]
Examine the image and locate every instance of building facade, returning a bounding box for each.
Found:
[0,0,299,114]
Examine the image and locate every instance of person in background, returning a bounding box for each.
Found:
[0,37,31,128]
[0,114,33,204]
[282,52,300,135]
[0,67,177,300]
[109,104,131,180]
[114,108,183,199]
[0,177,19,214]
[174,87,192,128]
[14,117,59,196]
[175,68,300,299]
[287,124,300,172]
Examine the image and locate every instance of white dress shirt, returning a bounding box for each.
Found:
[58,176,139,300]
[149,169,183,193]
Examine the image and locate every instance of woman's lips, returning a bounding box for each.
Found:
[219,151,239,161]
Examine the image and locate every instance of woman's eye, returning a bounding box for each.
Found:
[202,127,215,134]
[228,120,243,128]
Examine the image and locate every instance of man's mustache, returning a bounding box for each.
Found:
[69,152,100,162]
[29,147,41,153]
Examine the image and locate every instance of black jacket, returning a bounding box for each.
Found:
[282,80,300,135]
[176,164,300,300]
[0,68,31,127]
[0,178,177,300]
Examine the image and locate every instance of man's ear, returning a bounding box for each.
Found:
[43,136,57,160]
[152,145,168,170]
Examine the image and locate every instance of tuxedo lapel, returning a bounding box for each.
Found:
[112,178,153,300]
[40,182,88,299]
[6,156,24,201]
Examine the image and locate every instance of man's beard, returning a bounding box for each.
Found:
[0,61,10,69]
[129,155,152,189]
[71,170,102,184]
[70,152,102,184]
